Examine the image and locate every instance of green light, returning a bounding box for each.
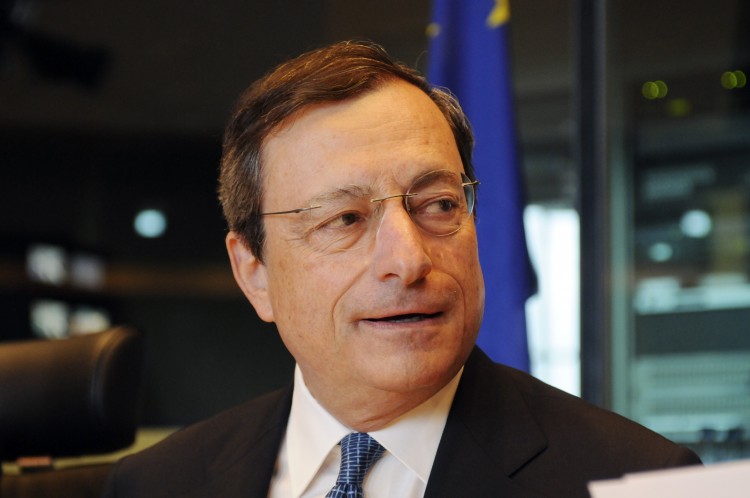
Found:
[642,80,668,99]
[666,98,692,117]
[655,80,668,98]
[735,70,747,88]
[721,70,747,89]
[722,71,737,89]
[642,81,659,100]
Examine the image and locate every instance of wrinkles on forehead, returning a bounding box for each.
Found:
[308,185,372,206]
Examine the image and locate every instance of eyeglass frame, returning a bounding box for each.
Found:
[260,170,479,239]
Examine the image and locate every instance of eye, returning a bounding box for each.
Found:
[431,198,458,213]
[412,193,461,217]
[317,211,366,231]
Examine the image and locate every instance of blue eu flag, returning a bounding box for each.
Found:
[427,0,536,371]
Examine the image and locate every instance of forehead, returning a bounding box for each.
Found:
[260,80,463,207]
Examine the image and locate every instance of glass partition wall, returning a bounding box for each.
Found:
[602,0,750,462]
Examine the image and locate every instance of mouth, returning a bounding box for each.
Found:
[365,312,442,323]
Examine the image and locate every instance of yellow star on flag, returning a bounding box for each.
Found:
[487,0,510,27]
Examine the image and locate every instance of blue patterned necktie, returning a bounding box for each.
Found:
[325,432,385,498]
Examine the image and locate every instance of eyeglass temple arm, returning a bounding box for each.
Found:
[370,192,418,204]
[262,206,322,216]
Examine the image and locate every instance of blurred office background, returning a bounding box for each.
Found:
[0,0,748,463]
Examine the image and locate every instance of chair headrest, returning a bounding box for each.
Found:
[0,326,143,460]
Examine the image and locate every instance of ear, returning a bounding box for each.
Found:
[226,231,275,322]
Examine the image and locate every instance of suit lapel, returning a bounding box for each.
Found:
[425,348,548,497]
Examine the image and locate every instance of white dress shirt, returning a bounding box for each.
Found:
[268,365,462,498]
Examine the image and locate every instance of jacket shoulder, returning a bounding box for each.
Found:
[494,361,701,495]
[505,364,699,466]
[441,348,701,497]
[103,387,291,498]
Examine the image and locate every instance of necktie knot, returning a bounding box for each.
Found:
[326,433,385,498]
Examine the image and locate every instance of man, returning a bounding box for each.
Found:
[103,40,700,498]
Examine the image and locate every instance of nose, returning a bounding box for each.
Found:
[371,200,432,285]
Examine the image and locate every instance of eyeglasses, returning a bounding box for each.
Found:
[262,169,478,253]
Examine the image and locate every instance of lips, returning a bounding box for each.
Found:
[365,312,442,323]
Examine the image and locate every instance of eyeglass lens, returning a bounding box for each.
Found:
[302,170,476,252]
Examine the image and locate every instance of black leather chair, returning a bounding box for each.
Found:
[0,327,143,498]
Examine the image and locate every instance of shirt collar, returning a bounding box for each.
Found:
[370,369,461,482]
[285,365,463,496]
[286,366,351,497]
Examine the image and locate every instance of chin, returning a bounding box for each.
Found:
[366,352,463,393]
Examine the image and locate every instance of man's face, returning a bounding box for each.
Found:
[232,80,484,409]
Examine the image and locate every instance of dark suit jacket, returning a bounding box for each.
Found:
[102,347,700,497]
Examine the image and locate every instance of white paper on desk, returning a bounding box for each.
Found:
[588,459,750,498]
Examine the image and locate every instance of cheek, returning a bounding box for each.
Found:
[264,245,310,326]
[464,246,484,306]
[267,257,328,360]
[441,233,484,324]
[266,245,364,330]
[470,266,485,328]
[432,232,480,280]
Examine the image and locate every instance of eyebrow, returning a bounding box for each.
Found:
[306,184,373,206]
[301,169,460,207]
[416,169,458,182]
